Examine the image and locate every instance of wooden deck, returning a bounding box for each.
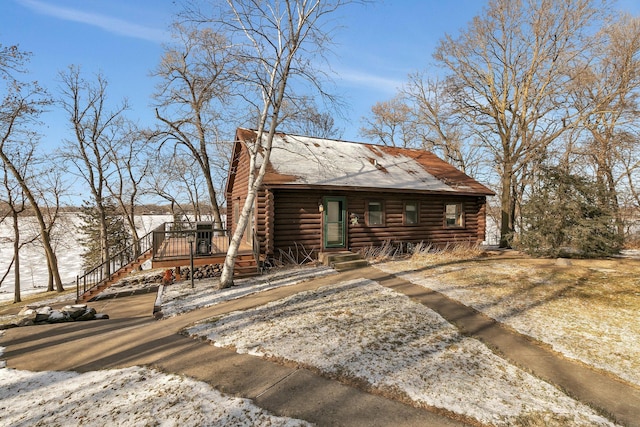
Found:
[77,223,260,302]
[151,235,254,269]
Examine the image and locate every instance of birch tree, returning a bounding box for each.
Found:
[433,0,609,247]
[182,0,350,288]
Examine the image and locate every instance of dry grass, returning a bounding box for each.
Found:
[374,247,640,387]
[0,287,77,316]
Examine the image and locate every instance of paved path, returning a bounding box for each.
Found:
[2,266,640,426]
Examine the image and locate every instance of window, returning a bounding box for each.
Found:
[404,201,419,225]
[445,203,464,228]
[366,201,385,226]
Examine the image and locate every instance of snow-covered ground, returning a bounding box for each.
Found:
[0,365,311,427]
[0,260,625,426]
[184,277,616,426]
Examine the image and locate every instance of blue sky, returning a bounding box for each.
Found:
[3,0,640,150]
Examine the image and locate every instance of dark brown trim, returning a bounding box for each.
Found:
[263,184,494,197]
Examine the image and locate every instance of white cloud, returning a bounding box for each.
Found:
[334,67,404,94]
[17,0,170,43]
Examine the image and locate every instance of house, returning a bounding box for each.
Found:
[225,128,495,261]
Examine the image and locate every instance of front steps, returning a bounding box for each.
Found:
[77,252,153,303]
[319,251,368,271]
[233,254,260,278]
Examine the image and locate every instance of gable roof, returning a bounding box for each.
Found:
[229,128,494,196]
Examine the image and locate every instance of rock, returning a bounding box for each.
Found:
[7,304,105,327]
[16,316,35,327]
[35,307,53,323]
[76,307,97,321]
[18,307,36,316]
[62,304,88,319]
[47,310,70,323]
[556,258,572,266]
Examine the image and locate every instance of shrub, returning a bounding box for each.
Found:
[518,167,622,258]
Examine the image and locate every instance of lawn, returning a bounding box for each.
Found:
[374,248,640,387]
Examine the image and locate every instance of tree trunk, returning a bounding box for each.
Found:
[499,163,514,248]
[40,228,63,292]
[219,192,255,288]
[47,265,53,292]
[205,174,224,228]
[0,151,64,292]
[99,206,110,277]
[12,209,21,303]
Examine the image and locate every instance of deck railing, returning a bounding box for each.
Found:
[152,222,229,261]
[76,227,156,301]
[76,221,258,301]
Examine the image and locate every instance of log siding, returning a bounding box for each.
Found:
[266,189,486,257]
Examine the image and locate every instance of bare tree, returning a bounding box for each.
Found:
[404,74,484,175]
[359,95,420,148]
[145,148,209,222]
[152,23,235,228]
[277,96,342,138]
[59,66,129,276]
[0,45,64,292]
[1,162,26,302]
[103,122,150,255]
[182,0,351,288]
[0,43,29,80]
[568,14,640,235]
[433,0,609,247]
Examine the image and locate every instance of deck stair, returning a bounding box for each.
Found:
[233,253,260,279]
[76,223,263,303]
[319,251,368,271]
[77,251,153,303]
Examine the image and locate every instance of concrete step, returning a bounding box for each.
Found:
[332,259,369,271]
[319,251,368,271]
[319,251,358,266]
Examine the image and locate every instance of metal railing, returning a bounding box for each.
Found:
[152,222,229,261]
[76,228,155,301]
[76,221,261,301]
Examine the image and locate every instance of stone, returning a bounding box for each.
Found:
[35,307,53,323]
[76,307,97,321]
[62,304,88,319]
[556,258,572,266]
[18,307,36,316]
[47,310,70,323]
[16,316,35,327]
[6,304,106,327]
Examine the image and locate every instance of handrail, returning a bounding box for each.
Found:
[76,227,156,301]
[76,221,252,301]
[152,224,228,261]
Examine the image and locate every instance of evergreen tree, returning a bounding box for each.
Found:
[519,167,622,258]
[78,198,131,269]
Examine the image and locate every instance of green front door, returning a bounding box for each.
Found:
[323,197,346,248]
